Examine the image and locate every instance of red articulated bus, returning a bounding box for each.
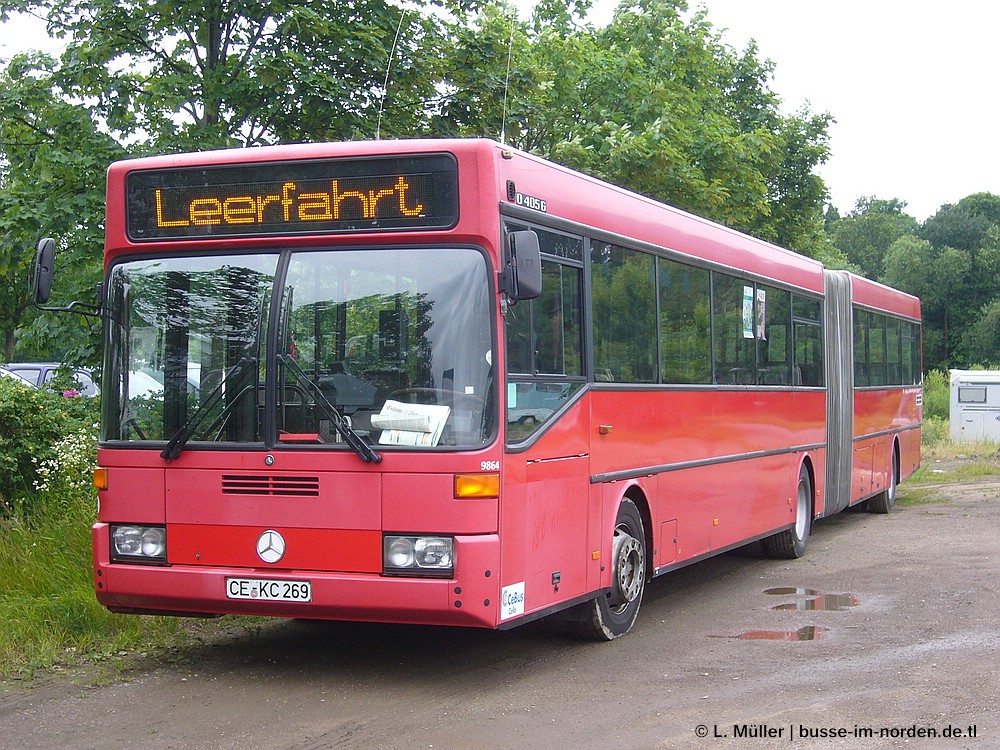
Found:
[38,139,921,640]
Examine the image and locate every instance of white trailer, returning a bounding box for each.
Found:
[950,369,1000,442]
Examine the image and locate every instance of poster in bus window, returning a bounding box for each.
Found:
[757,288,767,340]
[742,286,754,339]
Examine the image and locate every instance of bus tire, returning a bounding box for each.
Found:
[571,497,647,641]
[868,446,899,514]
[763,464,813,559]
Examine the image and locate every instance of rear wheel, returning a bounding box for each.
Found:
[868,447,899,514]
[763,464,813,559]
[569,498,647,641]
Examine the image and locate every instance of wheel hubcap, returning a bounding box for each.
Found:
[610,526,644,611]
[795,477,809,539]
[888,454,899,504]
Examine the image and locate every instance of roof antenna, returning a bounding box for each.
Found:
[500,15,516,144]
[376,10,407,140]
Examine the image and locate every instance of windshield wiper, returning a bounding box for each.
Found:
[161,357,253,460]
[277,354,382,464]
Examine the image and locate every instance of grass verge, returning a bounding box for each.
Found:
[895,487,950,507]
[0,500,195,679]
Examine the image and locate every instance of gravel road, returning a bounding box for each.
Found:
[2,471,998,749]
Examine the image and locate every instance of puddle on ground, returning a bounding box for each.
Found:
[709,588,857,641]
[713,626,827,641]
[764,586,819,597]
[765,587,860,611]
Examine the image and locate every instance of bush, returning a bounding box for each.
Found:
[33,428,99,509]
[0,381,194,676]
[0,378,99,517]
[923,369,949,421]
[922,415,949,447]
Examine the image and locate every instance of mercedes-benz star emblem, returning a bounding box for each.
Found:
[256,530,286,564]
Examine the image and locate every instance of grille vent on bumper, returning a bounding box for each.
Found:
[222,475,320,496]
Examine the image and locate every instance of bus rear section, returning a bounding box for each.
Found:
[822,271,922,516]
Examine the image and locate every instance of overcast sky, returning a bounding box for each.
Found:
[4,1,998,221]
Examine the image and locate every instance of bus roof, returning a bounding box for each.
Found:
[493,141,825,294]
[107,138,910,302]
[847,272,921,320]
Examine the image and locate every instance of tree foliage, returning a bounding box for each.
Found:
[0,374,98,512]
[878,194,1000,371]
[436,0,833,256]
[5,0,456,149]
[0,53,122,362]
[829,197,919,280]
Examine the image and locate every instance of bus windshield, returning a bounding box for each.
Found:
[102,248,495,451]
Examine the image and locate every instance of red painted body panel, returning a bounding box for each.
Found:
[587,390,826,477]
[382,473,498,534]
[496,388,827,621]
[94,444,504,625]
[849,273,921,320]
[95,525,501,626]
[497,152,826,295]
[851,387,922,503]
[165,468,381,529]
[103,140,507,267]
[588,389,827,560]
[104,139,825,296]
[167,525,382,571]
[97,466,166,522]
[498,395,596,617]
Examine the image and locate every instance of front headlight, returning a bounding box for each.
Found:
[111,524,167,564]
[383,535,454,577]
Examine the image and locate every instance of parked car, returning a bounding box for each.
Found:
[0,368,34,388]
[1,362,100,397]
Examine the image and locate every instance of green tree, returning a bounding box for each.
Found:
[437,0,833,256]
[962,297,1000,366]
[885,194,1000,370]
[958,192,1000,226]
[881,236,955,370]
[4,0,456,150]
[1,0,839,367]
[0,0,458,363]
[920,199,993,253]
[0,53,122,363]
[828,197,919,280]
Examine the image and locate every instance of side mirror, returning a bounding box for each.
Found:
[33,237,56,305]
[503,230,542,301]
[29,237,100,317]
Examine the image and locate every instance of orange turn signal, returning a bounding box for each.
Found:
[93,467,109,491]
[454,472,500,499]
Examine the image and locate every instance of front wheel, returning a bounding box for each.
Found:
[763,464,813,559]
[569,497,647,641]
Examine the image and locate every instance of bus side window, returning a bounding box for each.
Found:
[793,295,824,387]
[712,273,756,385]
[758,285,791,385]
[504,225,584,442]
[854,309,869,387]
[592,242,656,383]
[658,258,711,385]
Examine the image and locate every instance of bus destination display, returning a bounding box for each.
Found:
[126,154,459,240]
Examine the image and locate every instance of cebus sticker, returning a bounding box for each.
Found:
[500,582,525,620]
